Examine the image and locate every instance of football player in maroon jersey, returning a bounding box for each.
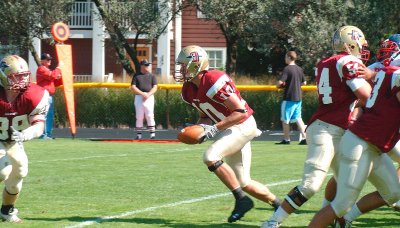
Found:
[262,25,372,228]
[331,35,400,227]
[0,55,49,223]
[308,64,400,227]
[175,45,281,223]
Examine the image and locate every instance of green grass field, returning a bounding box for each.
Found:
[1,139,399,227]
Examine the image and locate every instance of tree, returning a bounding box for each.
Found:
[0,0,74,65]
[92,0,184,75]
[191,0,265,75]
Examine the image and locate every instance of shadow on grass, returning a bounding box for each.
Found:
[25,216,259,227]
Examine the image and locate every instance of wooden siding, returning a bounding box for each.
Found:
[42,39,92,75]
[181,6,226,48]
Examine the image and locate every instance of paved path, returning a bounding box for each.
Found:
[53,128,303,142]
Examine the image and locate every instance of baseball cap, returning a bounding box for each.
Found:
[140,59,151,66]
[41,53,53,60]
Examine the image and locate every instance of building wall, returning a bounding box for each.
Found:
[42,39,92,75]
[181,6,226,48]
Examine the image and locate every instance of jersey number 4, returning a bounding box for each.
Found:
[318,68,333,104]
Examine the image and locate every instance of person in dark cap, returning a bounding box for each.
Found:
[36,53,63,140]
[130,59,158,139]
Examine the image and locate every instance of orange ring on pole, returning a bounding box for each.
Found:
[51,22,70,43]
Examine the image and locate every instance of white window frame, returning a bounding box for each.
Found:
[204,47,226,70]
[197,9,207,19]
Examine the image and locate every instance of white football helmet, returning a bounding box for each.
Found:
[0,55,30,91]
[332,25,370,62]
[174,45,209,82]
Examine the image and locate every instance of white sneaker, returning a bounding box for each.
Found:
[261,220,281,228]
[0,208,22,223]
[393,200,400,211]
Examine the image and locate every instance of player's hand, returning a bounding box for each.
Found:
[357,65,376,81]
[199,124,219,143]
[10,126,25,143]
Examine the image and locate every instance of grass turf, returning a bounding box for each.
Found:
[1,139,399,227]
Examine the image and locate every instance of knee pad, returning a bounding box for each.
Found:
[285,186,308,210]
[208,160,224,172]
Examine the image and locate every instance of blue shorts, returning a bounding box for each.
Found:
[280,100,302,124]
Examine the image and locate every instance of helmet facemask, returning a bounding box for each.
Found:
[376,40,400,66]
[0,55,31,91]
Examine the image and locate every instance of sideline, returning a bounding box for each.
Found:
[64,178,305,228]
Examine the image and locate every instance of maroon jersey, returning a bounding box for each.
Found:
[350,66,400,152]
[0,83,48,141]
[181,70,253,123]
[308,53,367,129]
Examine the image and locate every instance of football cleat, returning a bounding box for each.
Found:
[275,140,290,145]
[227,195,254,223]
[261,220,281,228]
[0,208,22,223]
[334,217,352,228]
[299,139,307,145]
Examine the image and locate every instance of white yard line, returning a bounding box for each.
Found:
[64,178,303,228]
[32,147,198,163]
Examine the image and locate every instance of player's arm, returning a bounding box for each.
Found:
[214,93,248,131]
[197,94,247,143]
[10,97,48,143]
[352,81,372,107]
[37,66,61,80]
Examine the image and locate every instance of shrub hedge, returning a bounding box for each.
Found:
[54,87,318,130]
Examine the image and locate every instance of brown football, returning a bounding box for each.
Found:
[177,125,205,144]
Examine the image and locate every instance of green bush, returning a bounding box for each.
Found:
[54,88,318,130]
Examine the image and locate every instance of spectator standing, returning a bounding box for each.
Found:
[276,51,307,145]
[36,53,62,140]
[130,60,158,139]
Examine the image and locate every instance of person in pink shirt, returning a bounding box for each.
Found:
[36,53,62,139]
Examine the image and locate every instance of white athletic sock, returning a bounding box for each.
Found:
[321,198,331,208]
[344,204,362,222]
[271,206,289,223]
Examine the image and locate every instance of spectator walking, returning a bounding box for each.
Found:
[36,53,62,140]
[276,51,307,145]
[130,60,158,139]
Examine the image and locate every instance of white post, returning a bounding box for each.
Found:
[157,1,173,82]
[174,0,182,83]
[92,7,105,82]
[29,37,41,82]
